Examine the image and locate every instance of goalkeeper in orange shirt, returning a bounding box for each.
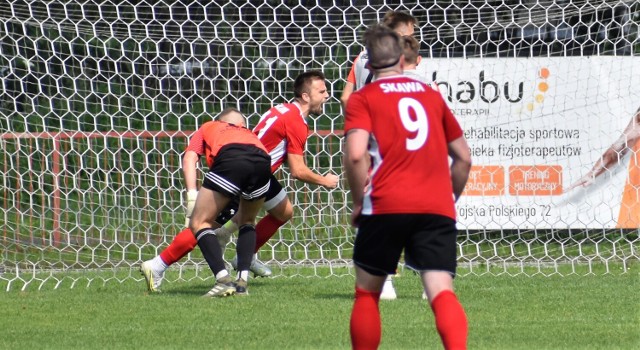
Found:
[140,107,248,293]
[186,109,271,297]
[141,71,339,293]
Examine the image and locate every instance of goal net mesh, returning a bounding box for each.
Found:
[1,0,638,290]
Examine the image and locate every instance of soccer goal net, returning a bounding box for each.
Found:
[1,0,638,290]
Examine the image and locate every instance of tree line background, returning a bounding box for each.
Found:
[0,0,637,134]
[0,1,637,269]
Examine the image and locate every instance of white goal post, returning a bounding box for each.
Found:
[1,0,638,290]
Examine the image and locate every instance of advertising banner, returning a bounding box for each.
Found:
[418,57,640,229]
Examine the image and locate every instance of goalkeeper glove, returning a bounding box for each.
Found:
[214,220,238,244]
[185,190,198,227]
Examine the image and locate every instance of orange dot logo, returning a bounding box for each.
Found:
[539,68,550,79]
[524,67,550,112]
[538,82,549,92]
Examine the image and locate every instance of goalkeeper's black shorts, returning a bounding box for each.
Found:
[202,144,271,201]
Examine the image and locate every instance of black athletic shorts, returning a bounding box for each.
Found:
[202,144,271,200]
[214,174,285,219]
[263,174,286,210]
[352,214,458,277]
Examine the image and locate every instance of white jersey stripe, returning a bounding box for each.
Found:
[353,51,371,91]
[269,140,287,167]
[362,134,382,215]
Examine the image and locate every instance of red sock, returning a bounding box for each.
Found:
[350,287,381,350]
[159,228,197,266]
[430,290,468,350]
[254,214,287,252]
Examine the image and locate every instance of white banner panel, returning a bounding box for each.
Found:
[417,57,640,229]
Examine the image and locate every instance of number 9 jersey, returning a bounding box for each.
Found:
[344,75,464,219]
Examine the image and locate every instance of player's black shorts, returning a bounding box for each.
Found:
[215,197,238,225]
[263,174,286,210]
[212,174,284,222]
[217,176,284,217]
[202,144,271,201]
[352,214,458,277]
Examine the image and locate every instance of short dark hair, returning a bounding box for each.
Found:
[364,25,403,70]
[293,70,326,98]
[402,35,420,65]
[382,11,417,30]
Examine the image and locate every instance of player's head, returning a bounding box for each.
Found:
[294,70,329,116]
[364,24,404,74]
[402,35,421,68]
[382,10,417,36]
[217,107,246,127]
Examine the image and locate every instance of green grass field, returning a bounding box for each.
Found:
[1,265,638,350]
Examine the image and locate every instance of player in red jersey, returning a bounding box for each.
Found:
[341,10,418,300]
[188,111,271,297]
[344,25,472,349]
[214,70,339,269]
[140,71,339,293]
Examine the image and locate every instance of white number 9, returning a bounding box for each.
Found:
[398,97,428,151]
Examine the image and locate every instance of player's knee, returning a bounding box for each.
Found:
[188,216,207,235]
[280,206,293,222]
[422,271,455,300]
[271,200,293,222]
[188,221,198,236]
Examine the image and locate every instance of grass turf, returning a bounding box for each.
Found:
[1,267,637,350]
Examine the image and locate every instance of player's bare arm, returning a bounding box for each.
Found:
[287,153,339,189]
[182,149,201,226]
[448,136,472,201]
[340,81,355,110]
[568,107,640,190]
[340,60,358,109]
[594,108,640,174]
[182,150,200,191]
[343,128,370,225]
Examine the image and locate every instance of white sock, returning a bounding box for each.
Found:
[151,256,167,272]
[383,278,395,289]
[239,270,249,281]
[215,270,229,280]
